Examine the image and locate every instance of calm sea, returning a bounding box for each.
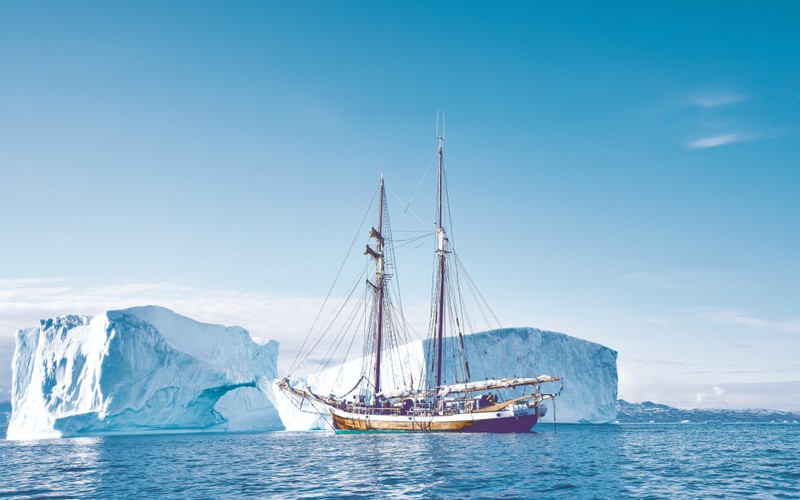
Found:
[1,424,798,498]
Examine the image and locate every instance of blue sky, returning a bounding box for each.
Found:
[1,1,799,408]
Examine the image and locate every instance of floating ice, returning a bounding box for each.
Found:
[7,306,282,440]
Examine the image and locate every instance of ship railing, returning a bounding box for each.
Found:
[345,405,402,416]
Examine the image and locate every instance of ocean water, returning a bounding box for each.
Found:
[1,424,798,498]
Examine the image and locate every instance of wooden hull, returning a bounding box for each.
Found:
[330,405,541,433]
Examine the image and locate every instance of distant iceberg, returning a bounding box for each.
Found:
[7,306,282,440]
[273,328,618,430]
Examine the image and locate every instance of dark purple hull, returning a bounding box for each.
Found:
[464,412,540,433]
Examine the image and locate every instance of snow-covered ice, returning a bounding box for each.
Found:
[275,327,618,429]
[7,306,282,440]
[8,305,617,438]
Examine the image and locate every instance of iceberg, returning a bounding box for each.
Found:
[7,306,282,440]
[274,327,618,430]
[8,305,616,438]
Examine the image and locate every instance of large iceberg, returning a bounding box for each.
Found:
[8,306,282,440]
[273,328,618,430]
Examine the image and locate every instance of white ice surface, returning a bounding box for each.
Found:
[9,307,617,438]
[275,328,618,430]
[8,306,281,440]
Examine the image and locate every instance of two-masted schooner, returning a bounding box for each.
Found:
[278,126,561,432]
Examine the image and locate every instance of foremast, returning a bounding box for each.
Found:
[366,175,387,394]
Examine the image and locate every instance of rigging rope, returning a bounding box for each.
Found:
[317,285,369,375]
[331,294,366,387]
[295,262,367,372]
[402,150,438,213]
[287,185,380,376]
[454,251,502,328]
[388,184,434,231]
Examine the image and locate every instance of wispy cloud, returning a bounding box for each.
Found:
[0,278,432,376]
[687,133,745,149]
[629,357,693,367]
[0,278,65,287]
[0,280,335,399]
[694,385,728,405]
[694,307,800,334]
[689,93,746,108]
[0,280,335,374]
[621,270,740,290]
[664,90,761,150]
[623,380,800,411]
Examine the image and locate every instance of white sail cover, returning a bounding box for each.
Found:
[437,376,561,396]
[373,375,561,399]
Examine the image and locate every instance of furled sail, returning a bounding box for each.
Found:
[437,376,562,396]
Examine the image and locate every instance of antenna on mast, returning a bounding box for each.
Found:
[435,110,446,141]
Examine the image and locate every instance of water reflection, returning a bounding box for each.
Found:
[0,436,102,497]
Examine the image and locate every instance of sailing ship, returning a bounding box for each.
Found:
[278,124,561,432]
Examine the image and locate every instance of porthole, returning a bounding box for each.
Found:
[496,413,501,417]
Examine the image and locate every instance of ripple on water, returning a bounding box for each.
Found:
[0,424,799,498]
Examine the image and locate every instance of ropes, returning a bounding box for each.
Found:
[287,148,505,402]
[454,252,502,329]
[287,185,379,376]
[294,263,367,374]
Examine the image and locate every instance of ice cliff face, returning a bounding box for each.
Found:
[8,306,281,440]
[274,328,618,430]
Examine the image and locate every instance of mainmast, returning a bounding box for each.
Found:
[366,175,386,394]
[435,119,447,391]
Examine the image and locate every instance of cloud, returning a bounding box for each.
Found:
[664,90,763,150]
[625,381,800,411]
[621,270,743,290]
[694,386,731,406]
[689,93,745,108]
[0,278,65,287]
[687,133,745,149]
[0,278,432,378]
[0,281,333,401]
[0,278,438,401]
[0,281,317,339]
[694,386,728,405]
[694,307,800,334]
[0,280,330,373]
[629,357,693,367]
